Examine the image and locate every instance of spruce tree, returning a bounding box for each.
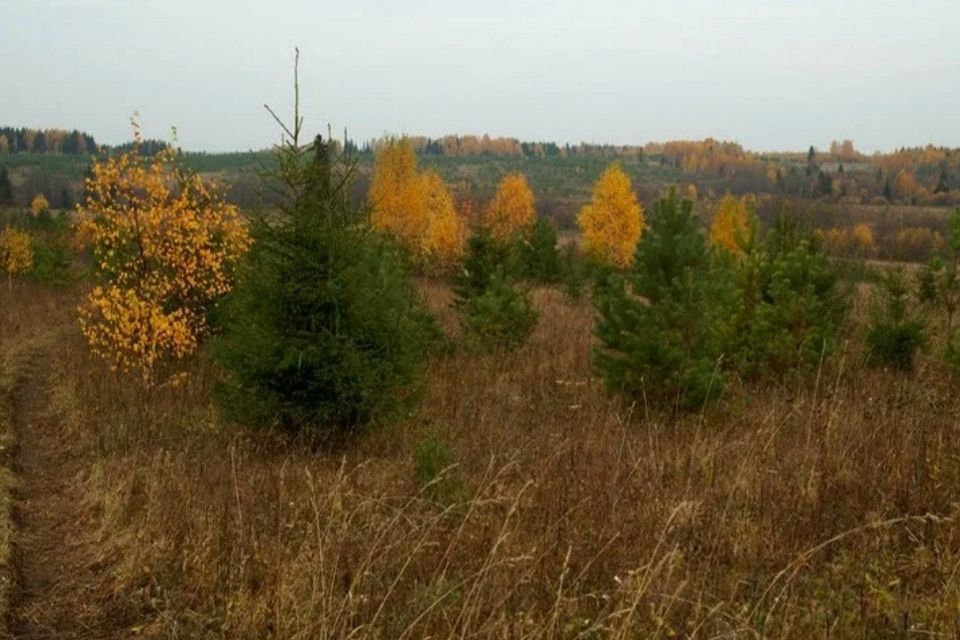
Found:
[214,58,433,435]
[0,165,11,206]
[594,188,731,410]
[935,167,950,194]
[454,225,537,350]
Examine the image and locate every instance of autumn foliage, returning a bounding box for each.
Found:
[369,138,463,266]
[577,163,643,268]
[0,226,33,289]
[485,173,535,241]
[709,193,751,256]
[30,193,49,216]
[77,141,250,381]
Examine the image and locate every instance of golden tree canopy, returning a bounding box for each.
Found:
[576,163,643,268]
[485,173,535,241]
[709,193,751,255]
[30,193,49,216]
[419,170,464,266]
[369,138,427,244]
[0,227,33,288]
[77,144,250,381]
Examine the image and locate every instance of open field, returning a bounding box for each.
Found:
[2,276,960,637]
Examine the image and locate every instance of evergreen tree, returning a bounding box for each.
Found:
[883,178,893,201]
[453,225,537,350]
[729,215,848,376]
[865,268,926,371]
[518,216,561,282]
[935,167,950,194]
[594,188,732,410]
[215,62,433,435]
[816,170,834,198]
[0,165,11,206]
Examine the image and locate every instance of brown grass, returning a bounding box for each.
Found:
[4,280,960,637]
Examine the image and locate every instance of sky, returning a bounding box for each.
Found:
[2,0,958,153]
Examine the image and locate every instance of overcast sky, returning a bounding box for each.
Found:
[3,0,958,153]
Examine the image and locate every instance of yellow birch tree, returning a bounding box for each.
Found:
[485,173,535,241]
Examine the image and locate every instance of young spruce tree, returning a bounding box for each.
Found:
[594,188,731,410]
[214,55,434,434]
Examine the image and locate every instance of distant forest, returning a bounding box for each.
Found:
[0,127,98,155]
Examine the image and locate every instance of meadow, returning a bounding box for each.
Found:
[2,125,960,639]
[3,271,960,637]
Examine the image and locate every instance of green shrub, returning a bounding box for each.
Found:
[413,434,468,507]
[214,127,434,435]
[594,188,731,411]
[864,269,926,370]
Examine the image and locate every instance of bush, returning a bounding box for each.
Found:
[413,434,468,507]
[864,269,926,371]
[594,188,731,410]
[215,124,434,434]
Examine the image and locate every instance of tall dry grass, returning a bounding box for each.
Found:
[19,281,960,637]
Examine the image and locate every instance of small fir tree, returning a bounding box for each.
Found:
[215,56,434,434]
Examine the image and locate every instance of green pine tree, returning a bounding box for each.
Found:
[594,188,731,411]
[865,268,926,371]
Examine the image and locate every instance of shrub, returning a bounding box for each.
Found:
[594,188,731,410]
[864,269,926,371]
[413,434,468,507]
[215,126,435,434]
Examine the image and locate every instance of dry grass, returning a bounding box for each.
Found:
[5,280,960,637]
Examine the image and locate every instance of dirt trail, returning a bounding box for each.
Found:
[7,352,127,639]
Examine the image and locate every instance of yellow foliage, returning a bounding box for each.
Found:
[485,173,535,241]
[77,143,250,381]
[30,193,49,216]
[851,223,875,254]
[369,138,427,245]
[368,139,464,265]
[0,227,33,289]
[419,170,464,266]
[709,193,750,256]
[577,163,644,268]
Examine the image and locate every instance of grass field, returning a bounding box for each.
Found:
[2,274,960,637]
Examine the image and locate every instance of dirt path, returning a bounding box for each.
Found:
[7,351,128,639]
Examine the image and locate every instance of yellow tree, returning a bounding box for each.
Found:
[369,138,427,247]
[419,170,463,266]
[485,173,535,241]
[709,193,751,256]
[30,193,49,216]
[0,227,33,290]
[851,223,876,257]
[77,143,250,381]
[577,163,643,268]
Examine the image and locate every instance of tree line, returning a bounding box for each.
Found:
[0,127,98,155]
